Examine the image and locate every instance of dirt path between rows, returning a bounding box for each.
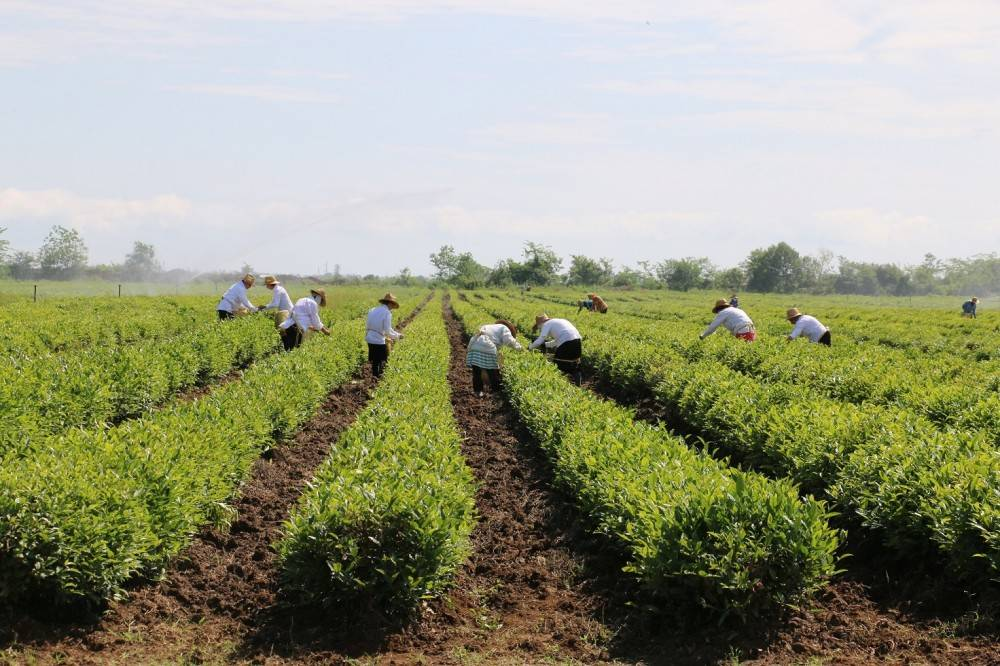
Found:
[4,298,430,665]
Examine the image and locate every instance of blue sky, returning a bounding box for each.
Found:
[1,1,998,275]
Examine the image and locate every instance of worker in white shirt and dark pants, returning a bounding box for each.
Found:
[365,292,402,378]
[700,299,757,342]
[216,274,256,320]
[785,308,831,346]
[529,314,583,385]
[259,275,293,327]
[466,319,523,396]
[278,289,330,351]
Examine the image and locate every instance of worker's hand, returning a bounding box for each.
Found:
[322,327,331,336]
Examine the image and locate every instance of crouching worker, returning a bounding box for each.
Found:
[466,319,522,397]
[365,292,402,378]
[529,314,582,385]
[216,273,256,320]
[578,293,608,314]
[259,275,292,326]
[786,308,831,346]
[278,289,330,351]
[700,298,756,342]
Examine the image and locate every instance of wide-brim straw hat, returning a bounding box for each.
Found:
[712,298,730,313]
[379,292,400,308]
[534,313,550,329]
[242,273,255,284]
[264,275,279,286]
[786,307,802,321]
[495,319,518,338]
[310,288,327,307]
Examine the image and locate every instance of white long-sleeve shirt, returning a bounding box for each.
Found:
[529,318,581,350]
[789,314,828,343]
[217,281,255,313]
[279,297,325,331]
[480,323,523,350]
[262,285,293,312]
[701,307,755,338]
[365,304,401,344]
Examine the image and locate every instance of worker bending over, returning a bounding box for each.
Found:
[700,299,756,342]
[785,308,831,346]
[278,289,330,351]
[466,319,523,396]
[530,314,583,385]
[216,273,256,320]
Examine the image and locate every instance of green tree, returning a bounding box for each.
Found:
[744,242,803,293]
[123,241,161,280]
[397,267,413,286]
[712,266,745,292]
[0,227,9,265]
[566,255,614,286]
[656,257,712,291]
[8,250,36,280]
[520,242,563,285]
[428,245,489,288]
[38,225,88,279]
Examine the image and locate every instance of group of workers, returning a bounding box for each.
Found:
[221,276,988,397]
[215,274,402,378]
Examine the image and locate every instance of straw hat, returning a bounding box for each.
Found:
[310,288,327,307]
[712,298,730,313]
[379,292,400,308]
[264,275,279,287]
[534,313,550,329]
[972,297,979,303]
[495,319,518,338]
[786,307,802,321]
[242,273,255,285]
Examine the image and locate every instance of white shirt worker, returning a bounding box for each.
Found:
[788,315,829,343]
[280,297,325,332]
[480,323,523,350]
[217,281,255,313]
[529,319,581,350]
[365,304,401,345]
[262,285,293,312]
[701,307,755,338]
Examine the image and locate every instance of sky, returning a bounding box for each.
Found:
[1,0,999,276]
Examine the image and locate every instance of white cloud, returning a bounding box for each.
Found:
[0,189,193,231]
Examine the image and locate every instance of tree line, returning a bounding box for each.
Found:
[430,241,1000,296]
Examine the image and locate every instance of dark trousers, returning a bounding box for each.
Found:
[368,343,389,378]
[470,367,499,393]
[818,330,832,347]
[281,326,303,351]
[217,310,234,320]
[554,339,582,386]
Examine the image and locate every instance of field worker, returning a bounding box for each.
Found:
[216,273,256,320]
[529,314,583,385]
[700,298,756,342]
[259,275,293,326]
[962,297,979,319]
[278,289,330,351]
[785,308,831,346]
[729,294,740,308]
[366,292,402,378]
[466,319,523,396]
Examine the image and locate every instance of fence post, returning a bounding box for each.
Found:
[118,284,122,298]
[33,285,37,303]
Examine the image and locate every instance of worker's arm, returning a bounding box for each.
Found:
[529,321,551,350]
[700,312,725,339]
[787,319,805,341]
[383,310,402,340]
[500,326,523,350]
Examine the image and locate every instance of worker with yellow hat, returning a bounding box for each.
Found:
[216,273,256,320]
[700,298,756,342]
[529,313,583,385]
[278,288,330,351]
[785,308,831,346]
[259,275,293,327]
[365,292,403,378]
